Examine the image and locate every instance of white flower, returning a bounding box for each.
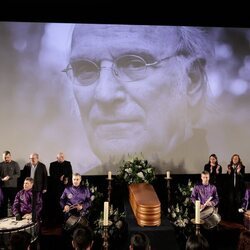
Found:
[183,197,189,206]
[137,172,144,179]
[91,195,95,201]
[125,168,132,174]
[171,212,176,218]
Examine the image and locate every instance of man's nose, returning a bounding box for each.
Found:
[94,61,126,104]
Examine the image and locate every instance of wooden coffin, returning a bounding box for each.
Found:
[129,183,161,226]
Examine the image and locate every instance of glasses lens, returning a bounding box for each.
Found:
[70,60,99,86]
[114,55,147,81]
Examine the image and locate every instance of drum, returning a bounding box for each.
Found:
[63,215,88,231]
[0,217,38,249]
[200,206,221,229]
[243,210,250,230]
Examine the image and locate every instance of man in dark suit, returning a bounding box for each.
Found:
[49,152,73,224]
[22,153,48,222]
[49,152,73,190]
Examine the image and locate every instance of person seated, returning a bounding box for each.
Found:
[9,231,32,250]
[191,170,219,211]
[239,184,250,213]
[0,186,3,207]
[60,173,91,219]
[12,177,42,221]
[72,226,94,250]
[185,234,209,250]
[129,232,151,250]
[237,230,250,250]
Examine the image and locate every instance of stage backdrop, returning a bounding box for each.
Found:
[0,22,250,175]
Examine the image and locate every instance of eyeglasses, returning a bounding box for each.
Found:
[62,54,177,86]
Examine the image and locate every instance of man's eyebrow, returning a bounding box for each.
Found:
[70,50,156,62]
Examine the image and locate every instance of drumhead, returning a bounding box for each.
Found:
[0,217,38,248]
[63,215,89,231]
[0,217,34,231]
[200,206,214,220]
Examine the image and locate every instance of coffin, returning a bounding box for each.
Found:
[128,183,161,226]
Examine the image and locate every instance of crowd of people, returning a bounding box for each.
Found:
[0,150,249,249]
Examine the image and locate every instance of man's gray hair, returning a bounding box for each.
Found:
[176,27,213,60]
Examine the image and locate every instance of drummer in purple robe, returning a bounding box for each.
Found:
[191,170,219,211]
[60,173,91,219]
[239,184,250,212]
[12,177,42,221]
[0,186,3,207]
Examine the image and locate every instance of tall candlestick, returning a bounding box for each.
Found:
[108,171,112,180]
[195,200,200,224]
[103,201,109,226]
[166,171,170,179]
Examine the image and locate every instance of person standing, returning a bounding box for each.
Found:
[22,153,48,222]
[49,152,72,192]
[224,153,245,221]
[49,152,72,224]
[0,150,20,218]
[204,154,222,186]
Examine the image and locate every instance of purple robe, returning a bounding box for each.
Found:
[12,189,42,218]
[60,185,91,214]
[191,183,219,206]
[0,187,3,206]
[242,188,250,210]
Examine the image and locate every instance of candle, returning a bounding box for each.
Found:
[103,201,109,226]
[108,171,112,180]
[195,200,200,224]
[166,171,170,179]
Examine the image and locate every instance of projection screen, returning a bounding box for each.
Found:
[0,22,249,175]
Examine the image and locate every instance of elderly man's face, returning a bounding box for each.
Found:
[29,154,38,165]
[70,25,190,161]
[23,180,33,191]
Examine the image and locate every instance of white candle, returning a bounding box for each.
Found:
[103,201,109,226]
[166,171,170,179]
[108,171,112,180]
[195,200,200,224]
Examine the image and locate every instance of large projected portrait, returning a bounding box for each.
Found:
[0,22,249,174]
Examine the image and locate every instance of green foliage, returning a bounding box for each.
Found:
[118,155,156,184]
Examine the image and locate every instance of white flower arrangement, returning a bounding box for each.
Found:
[168,203,190,228]
[168,179,194,228]
[83,178,103,204]
[94,206,126,237]
[118,155,156,184]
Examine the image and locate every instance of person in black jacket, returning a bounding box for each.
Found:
[49,152,72,224]
[224,153,245,222]
[22,153,48,222]
[204,153,222,186]
[49,152,72,192]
